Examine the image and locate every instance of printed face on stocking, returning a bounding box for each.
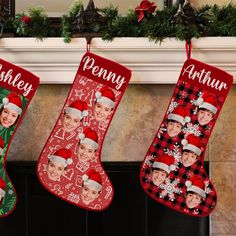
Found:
[46,160,65,181]
[62,113,81,132]
[94,102,113,121]
[0,59,40,217]
[0,107,19,128]
[181,151,198,167]
[81,184,101,205]
[37,52,131,211]
[167,120,183,137]
[77,143,96,163]
[151,168,168,186]
[197,109,214,126]
[185,192,203,209]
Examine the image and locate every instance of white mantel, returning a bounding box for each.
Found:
[0,37,235,84]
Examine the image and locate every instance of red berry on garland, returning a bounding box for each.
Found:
[21,16,31,24]
[135,0,156,22]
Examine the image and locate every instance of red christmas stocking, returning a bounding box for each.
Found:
[37,52,131,211]
[140,50,233,217]
[0,59,39,217]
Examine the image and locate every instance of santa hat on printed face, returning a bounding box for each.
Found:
[168,107,191,126]
[153,154,176,174]
[2,92,22,115]
[79,128,99,150]
[65,100,88,120]
[196,92,218,114]
[82,169,102,191]
[49,148,73,167]
[95,86,115,109]
[0,137,4,156]
[0,177,6,198]
[181,134,202,156]
[185,176,206,198]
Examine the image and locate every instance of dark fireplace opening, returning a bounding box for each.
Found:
[0,161,209,236]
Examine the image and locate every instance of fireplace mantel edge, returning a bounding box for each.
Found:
[0,37,235,84]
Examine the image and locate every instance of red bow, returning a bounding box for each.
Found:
[21,16,31,24]
[135,0,157,22]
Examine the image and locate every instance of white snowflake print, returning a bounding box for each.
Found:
[191,91,203,106]
[159,178,182,201]
[164,143,181,166]
[204,180,212,195]
[167,99,179,114]
[192,107,198,115]
[183,123,202,137]
[143,155,155,169]
[157,124,167,138]
[67,192,80,203]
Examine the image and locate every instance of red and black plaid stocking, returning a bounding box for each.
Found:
[140,43,233,217]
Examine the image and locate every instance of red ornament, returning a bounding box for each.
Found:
[135,0,157,22]
[21,16,31,24]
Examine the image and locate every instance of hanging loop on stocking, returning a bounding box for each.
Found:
[85,33,93,52]
[185,40,192,59]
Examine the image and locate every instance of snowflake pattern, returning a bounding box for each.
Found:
[157,124,167,138]
[192,107,198,115]
[164,143,181,165]
[159,178,182,201]
[191,91,203,106]
[167,99,179,114]
[182,123,202,137]
[143,155,154,169]
[204,180,212,195]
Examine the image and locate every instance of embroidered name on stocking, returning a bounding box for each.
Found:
[37,52,131,211]
[140,58,233,217]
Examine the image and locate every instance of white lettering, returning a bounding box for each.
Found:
[182,64,228,91]
[82,56,126,90]
[0,63,33,96]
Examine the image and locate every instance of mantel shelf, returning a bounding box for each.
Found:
[0,37,235,84]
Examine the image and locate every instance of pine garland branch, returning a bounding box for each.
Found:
[5,2,236,43]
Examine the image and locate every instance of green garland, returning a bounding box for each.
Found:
[1,2,236,43]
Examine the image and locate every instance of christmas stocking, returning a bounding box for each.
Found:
[0,59,39,217]
[37,52,131,210]
[140,49,233,217]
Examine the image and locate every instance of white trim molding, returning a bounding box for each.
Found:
[0,37,235,84]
